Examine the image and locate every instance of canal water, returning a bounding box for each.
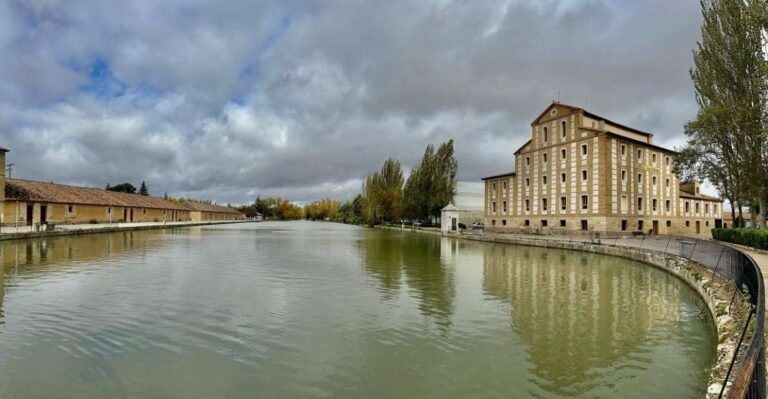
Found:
[0,221,715,398]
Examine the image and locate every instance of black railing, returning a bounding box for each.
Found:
[598,234,764,399]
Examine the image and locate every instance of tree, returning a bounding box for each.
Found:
[139,181,149,196]
[677,0,768,227]
[107,182,137,194]
[362,158,404,225]
[402,139,458,222]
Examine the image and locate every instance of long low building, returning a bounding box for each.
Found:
[482,102,723,235]
[3,178,192,225]
[0,146,243,226]
[183,201,245,222]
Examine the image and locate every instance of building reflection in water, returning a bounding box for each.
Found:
[480,243,708,396]
[0,230,172,322]
[360,230,456,329]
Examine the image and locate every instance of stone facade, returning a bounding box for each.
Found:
[0,147,6,226]
[483,102,722,235]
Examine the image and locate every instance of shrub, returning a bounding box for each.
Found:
[712,228,768,249]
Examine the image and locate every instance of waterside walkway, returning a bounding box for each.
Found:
[0,220,253,242]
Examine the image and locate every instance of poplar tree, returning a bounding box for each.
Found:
[678,0,768,227]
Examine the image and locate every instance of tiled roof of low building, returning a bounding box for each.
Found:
[5,178,187,210]
[679,191,721,201]
[182,201,242,215]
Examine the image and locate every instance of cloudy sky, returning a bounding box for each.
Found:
[0,0,703,204]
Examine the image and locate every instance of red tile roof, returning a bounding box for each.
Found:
[5,178,187,210]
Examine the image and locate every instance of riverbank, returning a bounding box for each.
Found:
[0,220,254,242]
[377,224,752,398]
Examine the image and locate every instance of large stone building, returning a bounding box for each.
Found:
[482,102,722,235]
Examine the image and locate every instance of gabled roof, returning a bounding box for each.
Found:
[513,139,532,155]
[533,101,653,138]
[679,191,722,202]
[182,201,242,215]
[441,203,458,211]
[5,178,187,210]
[481,171,516,181]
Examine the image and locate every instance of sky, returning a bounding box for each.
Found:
[0,0,704,205]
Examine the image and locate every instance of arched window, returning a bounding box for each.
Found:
[561,121,567,138]
[543,126,548,142]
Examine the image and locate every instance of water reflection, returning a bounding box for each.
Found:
[361,231,456,329]
[0,231,172,321]
[481,244,710,397]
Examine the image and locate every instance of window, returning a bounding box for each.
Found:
[492,202,496,212]
[685,201,690,213]
[666,220,671,227]
[637,173,643,184]
[492,219,496,226]
[526,157,530,166]
[502,181,507,190]
[502,220,507,226]
[503,201,507,213]
[652,176,657,186]
[581,195,588,210]
[637,149,643,160]
[560,196,567,210]
[621,220,628,231]
[652,199,657,212]
[68,204,74,213]
[525,199,530,212]
[665,200,671,212]
[143,208,147,214]
[542,175,547,185]
[686,220,690,227]
[108,207,112,214]
[561,121,567,138]
[525,178,530,187]
[621,170,626,181]
[666,156,670,166]
[705,203,709,214]
[715,204,718,214]
[561,149,567,159]
[637,197,643,211]
[524,219,530,226]
[492,182,496,190]
[639,220,644,231]
[581,144,588,156]
[542,198,548,211]
[561,173,566,183]
[543,126,548,142]
[541,220,548,227]
[581,220,588,231]
[581,170,588,181]
[706,221,710,227]
[621,144,626,156]
[652,153,657,163]
[695,203,700,213]
[543,153,548,163]
[560,220,566,227]
[665,178,670,188]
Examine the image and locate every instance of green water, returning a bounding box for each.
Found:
[0,221,715,398]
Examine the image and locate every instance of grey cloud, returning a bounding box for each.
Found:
[0,0,703,204]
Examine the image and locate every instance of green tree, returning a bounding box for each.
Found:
[402,139,457,222]
[139,181,149,196]
[362,158,404,225]
[678,0,768,227]
[107,182,137,194]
